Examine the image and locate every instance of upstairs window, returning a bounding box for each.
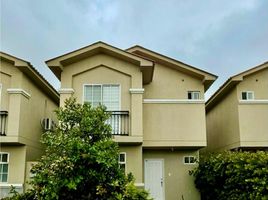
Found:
[84,84,120,110]
[118,152,126,173]
[188,91,200,100]
[0,153,9,182]
[241,91,254,100]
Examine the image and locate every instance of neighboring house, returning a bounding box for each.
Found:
[0,52,59,198]
[206,62,268,152]
[46,41,217,200]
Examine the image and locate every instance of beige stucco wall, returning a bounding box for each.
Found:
[0,145,26,184]
[238,104,268,147]
[0,71,11,111]
[60,53,143,137]
[143,103,206,147]
[119,145,142,183]
[236,68,268,100]
[143,63,206,147]
[143,63,204,99]
[18,73,57,149]
[1,58,58,195]
[143,149,200,200]
[0,59,58,147]
[236,68,268,147]
[206,88,240,151]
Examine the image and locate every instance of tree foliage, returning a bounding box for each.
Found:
[191,151,268,200]
[6,98,151,200]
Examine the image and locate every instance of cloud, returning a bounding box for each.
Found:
[1,0,267,98]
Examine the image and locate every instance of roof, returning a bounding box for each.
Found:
[0,51,59,104]
[206,61,268,112]
[126,45,218,91]
[46,41,154,84]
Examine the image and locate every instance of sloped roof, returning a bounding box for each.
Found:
[46,41,154,84]
[0,51,59,104]
[127,45,217,91]
[206,61,268,112]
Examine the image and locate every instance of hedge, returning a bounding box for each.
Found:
[191,151,268,200]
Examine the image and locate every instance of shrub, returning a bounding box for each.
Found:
[191,151,268,200]
[6,98,151,200]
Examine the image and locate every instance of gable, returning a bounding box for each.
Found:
[0,52,59,104]
[126,45,217,91]
[206,61,268,112]
[46,42,154,84]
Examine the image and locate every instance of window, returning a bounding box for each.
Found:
[241,91,254,100]
[183,156,196,164]
[0,153,9,182]
[84,84,120,110]
[118,152,126,173]
[188,91,200,100]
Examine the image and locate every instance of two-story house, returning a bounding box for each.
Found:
[206,62,268,151]
[46,42,217,200]
[0,52,59,198]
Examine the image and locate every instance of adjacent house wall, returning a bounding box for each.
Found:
[1,56,59,197]
[206,88,240,151]
[237,68,268,147]
[0,59,58,146]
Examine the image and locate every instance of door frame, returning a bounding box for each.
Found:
[144,158,165,200]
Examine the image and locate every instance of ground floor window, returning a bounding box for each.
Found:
[118,152,126,173]
[183,156,197,164]
[0,153,9,182]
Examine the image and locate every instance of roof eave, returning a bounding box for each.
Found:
[0,52,59,104]
[127,46,218,88]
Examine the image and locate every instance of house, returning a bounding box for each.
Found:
[46,41,217,200]
[0,52,59,198]
[206,62,268,151]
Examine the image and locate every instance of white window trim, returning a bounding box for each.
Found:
[0,152,9,183]
[239,99,268,104]
[7,88,31,99]
[119,152,126,173]
[0,183,23,187]
[82,84,121,110]
[241,91,254,100]
[143,99,205,104]
[183,156,197,165]
[58,88,74,94]
[129,88,144,94]
[188,91,201,100]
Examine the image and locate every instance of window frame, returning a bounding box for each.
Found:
[83,84,121,110]
[0,152,9,183]
[183,156,197,165]
[187,91,201,100]
[118,152,126,173]
[241,91,254,100]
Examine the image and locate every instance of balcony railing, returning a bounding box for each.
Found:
[0,111,8,136]
[107,111,129,136]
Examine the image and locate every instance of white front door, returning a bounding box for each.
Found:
[144,159,164,200]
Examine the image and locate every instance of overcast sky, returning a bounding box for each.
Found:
[1,0,267,99]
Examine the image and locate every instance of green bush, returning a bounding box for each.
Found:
[191,151,268,200]
[6,98,151,200]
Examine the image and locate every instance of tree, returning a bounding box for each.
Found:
[17,98,151,200]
